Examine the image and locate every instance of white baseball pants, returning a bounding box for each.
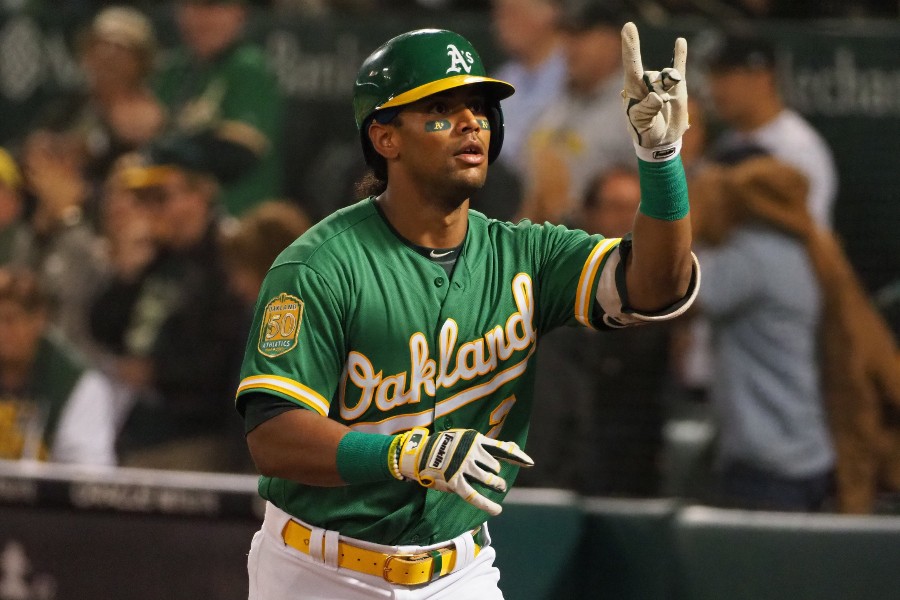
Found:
[247,502,505,599]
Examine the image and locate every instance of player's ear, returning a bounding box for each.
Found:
[368,122,400,160]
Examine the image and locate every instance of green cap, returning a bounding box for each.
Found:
[353,29,515,130]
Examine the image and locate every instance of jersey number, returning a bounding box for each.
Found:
[486,395,516,439]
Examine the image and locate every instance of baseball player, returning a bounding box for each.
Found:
[237,23,698,599]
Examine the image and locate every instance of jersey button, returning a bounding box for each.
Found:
[434,277,444,287]
[443,419,453,430]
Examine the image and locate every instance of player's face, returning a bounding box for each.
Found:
[392,87,492,204]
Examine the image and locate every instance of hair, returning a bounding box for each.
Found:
[220,200,311,276]
[354,170,387,199]
[0,268,49,312]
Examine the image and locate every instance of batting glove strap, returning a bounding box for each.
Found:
[633,138,682,163]
[396,427,533,516]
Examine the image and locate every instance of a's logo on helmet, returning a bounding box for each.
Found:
[446,44,474,74]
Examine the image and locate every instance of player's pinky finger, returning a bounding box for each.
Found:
[464,486,502,516]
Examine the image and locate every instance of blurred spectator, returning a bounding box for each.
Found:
[0,267,121,465]
[518,0,634,224]
[490,0,566,178]
[8,130,109,357]
[680,96,709,175]
[96,152,157,287]
[76,6,165,183]
[271,0,332,15]
[22,5,164,223]
[704,32,838,229]
[218,198,310,472]
[88,138,246,472]
[691,145,900,513]
[633,0,889,20]
[0,149,27,265]
[518,165,672,496]
[220,199,310,310]
[690,146,834,511]
[154,0,284,217]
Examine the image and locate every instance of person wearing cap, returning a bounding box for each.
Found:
[153,0,284,217]
[0,266,121,465]
[87,139,246,472]
[78,6,165,174]
[25,5,165,197]
[517,0,636,225]
[704,32,838,229]
[236,22,697,597]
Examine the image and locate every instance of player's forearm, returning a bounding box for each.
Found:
[246,409,350,486]
[627,213,693,311]
[624,152,693,311]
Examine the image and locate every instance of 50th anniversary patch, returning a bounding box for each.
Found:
[258,293,303,357]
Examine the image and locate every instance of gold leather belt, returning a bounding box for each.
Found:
[281,520,482,586]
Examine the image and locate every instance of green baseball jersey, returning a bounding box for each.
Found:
[154,41,283,216]
[237,197,627,545]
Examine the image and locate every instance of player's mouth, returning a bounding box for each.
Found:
[454,142,485,165]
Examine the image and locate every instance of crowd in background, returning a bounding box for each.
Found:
[0,0,898,516]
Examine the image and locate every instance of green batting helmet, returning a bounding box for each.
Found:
[353,29,515,178]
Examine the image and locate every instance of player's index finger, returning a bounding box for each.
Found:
[621,22,644,82]
[672,37,688,76]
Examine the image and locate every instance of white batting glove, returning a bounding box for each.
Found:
[621,22,689,162]
[394,427,533,516]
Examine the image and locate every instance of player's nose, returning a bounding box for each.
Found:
[457,107,481,134]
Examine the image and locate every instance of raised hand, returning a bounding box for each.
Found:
[621,22,689,160]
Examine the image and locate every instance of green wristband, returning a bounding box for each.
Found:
[637,156,690,221]
[335,430,395,484]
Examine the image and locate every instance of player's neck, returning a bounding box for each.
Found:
[376,190,469,249]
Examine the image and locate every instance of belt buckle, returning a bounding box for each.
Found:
[382,551,436,585]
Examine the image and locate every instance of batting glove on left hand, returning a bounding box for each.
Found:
[394,427,533,516]
[621,22,689,162]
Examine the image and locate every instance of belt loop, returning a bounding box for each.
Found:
[480,522,492,547]
[450,531,476,573]
[308,527,326,564]
[323,530,340,570]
